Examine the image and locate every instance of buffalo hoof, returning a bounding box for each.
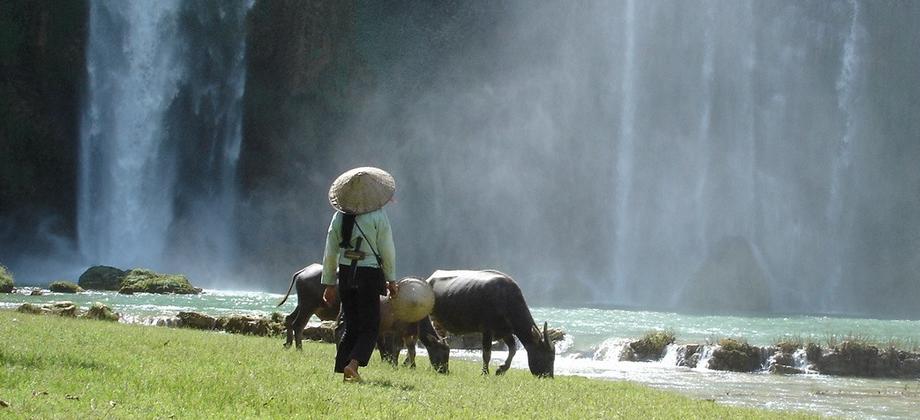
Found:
[496,368,509,375]
[282,342,292,349]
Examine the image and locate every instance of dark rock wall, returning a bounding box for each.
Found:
[0,0,87,251]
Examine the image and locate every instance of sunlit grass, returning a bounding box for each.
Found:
[0,310,816,418]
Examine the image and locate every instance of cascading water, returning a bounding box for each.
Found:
[79,1,185,269]
[826,0,863,312]
[78,0,251,281]
[611,0,637,301]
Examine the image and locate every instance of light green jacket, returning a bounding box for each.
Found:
[320,208,396,285]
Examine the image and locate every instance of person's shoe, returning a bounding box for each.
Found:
[343,366,362,383]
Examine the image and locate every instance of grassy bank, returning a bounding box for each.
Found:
[0,311,815,419]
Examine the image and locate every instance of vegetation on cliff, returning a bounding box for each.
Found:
[0,265,13,292]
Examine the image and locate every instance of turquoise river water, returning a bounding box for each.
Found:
[2,289,919,419]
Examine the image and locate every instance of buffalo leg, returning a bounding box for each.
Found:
[481,331,493,375]
[283,306,301,348]
[292,304,317,350]
[403,335,417,368]
[377,333,399,366]
[496,335,516,375]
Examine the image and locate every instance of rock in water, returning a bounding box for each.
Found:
[390,277,434,323]
[83,302,120,322]
[177,311,217,330]
[118,269,200,294]
[78,266,127,291]
[50,281,84,293]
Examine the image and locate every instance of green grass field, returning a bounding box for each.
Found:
[0,310,818,419]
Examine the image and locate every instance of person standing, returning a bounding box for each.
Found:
[321,167,399,382]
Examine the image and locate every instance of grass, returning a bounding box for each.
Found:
[0,311,817,419]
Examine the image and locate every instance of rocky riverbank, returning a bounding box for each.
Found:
[614,334,920,379]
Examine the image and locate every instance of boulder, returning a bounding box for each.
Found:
[708,338,763,372]
[770,364,804,375]
[302,321,337,343]
[82,302,119,322]
[78,266,127,291]
[18,301,77,317]
[48,301,77,317]
[0,265,13,293]
[815,341,883,377]
[50,281,84,293]
[177,312,217,330]
[17,303,49,315]
[677,344,702,368]
[218,315,279,336]
[118,269,200,294]
[30,289,44,296]
[621,331,676,362]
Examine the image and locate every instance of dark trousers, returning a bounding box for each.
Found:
[334,264,383,373]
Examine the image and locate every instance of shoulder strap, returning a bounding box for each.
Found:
[354,221,383,266]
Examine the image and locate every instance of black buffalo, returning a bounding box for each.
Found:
[426,270,555,377]
[277,264,339,349]
[376,294,450,374]
[279,266,450,373]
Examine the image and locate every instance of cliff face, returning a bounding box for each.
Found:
[238,0,371,275]
[0,0,87,247]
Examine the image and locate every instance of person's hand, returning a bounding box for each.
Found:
[386,281,399,298]
[323,285,337,306]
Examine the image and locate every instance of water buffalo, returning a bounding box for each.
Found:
[426,269,555,377]
[277,264,339,349]
[376,309,450,373]
[279,266,450,373]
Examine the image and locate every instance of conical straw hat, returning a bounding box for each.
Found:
[328,167,396,214]
[390,277,435,323]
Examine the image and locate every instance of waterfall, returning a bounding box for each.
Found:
[826,0,863,310]
[79,0,185,269]
[694,3,715,252]
[78,0,251,280]
[612,0,637,302]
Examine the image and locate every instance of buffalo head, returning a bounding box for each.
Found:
[425,333,450,374]
[527,321,555,378]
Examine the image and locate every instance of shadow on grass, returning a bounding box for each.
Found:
[0,349,109,371]
[364,379,415,391]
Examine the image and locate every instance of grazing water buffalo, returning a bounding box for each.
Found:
[277,264,339,349]
[279,266,450,372]
[376,308,450,373]
[426,270,555,377]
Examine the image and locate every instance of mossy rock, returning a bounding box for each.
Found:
[177,311,217,330]
[709,338,763,372]
[49,281,84,293]
[623,330,676,361]
[82,302,119,322]
[0,265,14,293]
[78,265,127,291]
[118,269,201,295]
[18,302,77,317]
